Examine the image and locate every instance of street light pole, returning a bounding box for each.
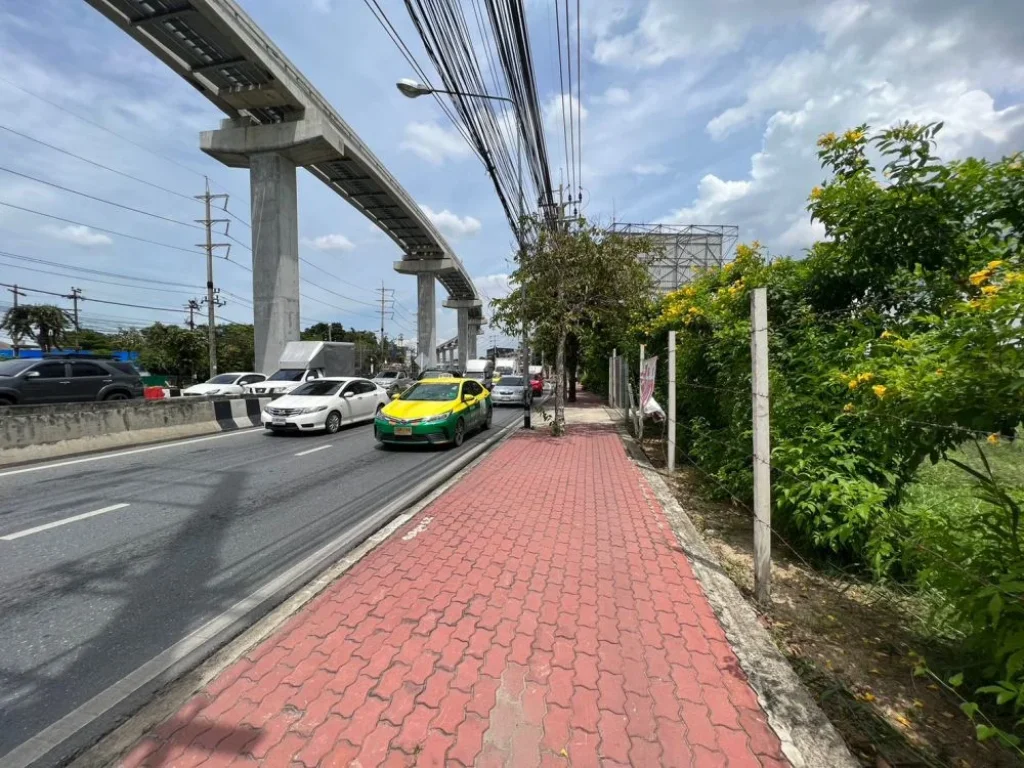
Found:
[397,79,530,428]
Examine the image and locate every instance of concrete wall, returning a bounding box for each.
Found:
[0,397,270,467]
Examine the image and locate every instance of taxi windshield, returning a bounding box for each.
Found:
[401,382,460,401]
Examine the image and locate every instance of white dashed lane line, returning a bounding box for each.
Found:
[0,503,131,541]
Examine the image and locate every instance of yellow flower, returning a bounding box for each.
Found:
[969,269,992,286]
[872,385,887,399]
[843,403,855,414]
[981,285,1001,295]
[880,330,895,339]
[844,129,865,142]
[857,372,875,384]
[817,132,837,148]
[848,379,860,390]
[988,433,1001,445]
[935,368,944,377]
[723,262,734,272]
[987,260,1006,270]
[810,186,823,200]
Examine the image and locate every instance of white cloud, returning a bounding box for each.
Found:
[303,233,355,251]
[637,0,1024,251]
[400,122,472,165]
[43,224,112,246]
[421,205,481,237]
[632,163,668,176]
[598,86,631,106]
[543,93,589,133]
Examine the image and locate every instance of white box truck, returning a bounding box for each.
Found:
[494,357,517,376]
[245,341,355,396]
[464,358,495,389]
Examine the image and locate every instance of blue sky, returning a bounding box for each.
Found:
[1,0,1022,348]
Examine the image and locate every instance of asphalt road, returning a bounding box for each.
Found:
[0,405,524,760]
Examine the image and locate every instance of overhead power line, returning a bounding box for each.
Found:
[0,250,205,291]
[0,74,239,198]
[0,201,209,258]
[0,281,185,314]
[398,0,555,234]
[0,165,207,232]
[0,124,197,203]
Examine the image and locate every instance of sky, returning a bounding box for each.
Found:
[1,0,1022,349]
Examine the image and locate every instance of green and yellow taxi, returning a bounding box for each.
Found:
[375,377,492,447]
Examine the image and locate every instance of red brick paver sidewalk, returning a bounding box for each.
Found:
[122,417,789,767]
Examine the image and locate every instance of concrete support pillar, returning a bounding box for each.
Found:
[201,115,344,375]
[468,319,484,360]
[416,273,436,371]
[250,152,299,374]
[456,309,470,372]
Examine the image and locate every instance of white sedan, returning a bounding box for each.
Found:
[261,377,390,434]
[182,372,266,396]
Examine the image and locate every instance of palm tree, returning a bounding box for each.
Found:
[1,304,72,353]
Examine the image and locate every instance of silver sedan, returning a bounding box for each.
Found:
[490,376,532,406]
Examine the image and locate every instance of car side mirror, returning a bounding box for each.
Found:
[463,393,474,402]
[343,391,354,399]
[23,370,40,379]
[391,393,401,400]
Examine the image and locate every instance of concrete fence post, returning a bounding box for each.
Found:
[750,287,771,604]
[611,348,617,408]
[668,330,676,473]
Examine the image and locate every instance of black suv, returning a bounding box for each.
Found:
[0,357,144,406]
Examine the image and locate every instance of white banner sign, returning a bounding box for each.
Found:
[640,356,657,409]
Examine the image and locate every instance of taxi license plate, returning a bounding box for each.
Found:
[272,419,286,426]
[395,426,412,436]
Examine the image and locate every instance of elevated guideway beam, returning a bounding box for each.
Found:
[84,0,485,372]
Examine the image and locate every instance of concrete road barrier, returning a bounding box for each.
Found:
[0,397,271,466]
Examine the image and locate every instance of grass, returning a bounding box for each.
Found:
[903,439,1024,523]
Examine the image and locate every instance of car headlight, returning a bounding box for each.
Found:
[420,410,452,425]
[296,405,328,414]
[206,388,221,395]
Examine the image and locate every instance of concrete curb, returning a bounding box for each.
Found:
[613,415,858,768]
[11,420,522,768]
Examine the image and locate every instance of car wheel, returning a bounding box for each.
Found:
[482,405,492,430]
[0,396,15,406]
[104,391,130,401]
[325,411,342,434]
[452,417,466,447]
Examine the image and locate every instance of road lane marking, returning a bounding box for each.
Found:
[1,503,130,541]
[0,428,264,479]
[294,444,332,457]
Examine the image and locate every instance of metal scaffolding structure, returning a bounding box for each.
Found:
[609,223,739,293]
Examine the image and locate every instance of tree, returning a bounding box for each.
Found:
[217,323,255,372]
[66,327,114,356]
[0,304,71,353]
[112,327,145,353]
[492,216,652,433]
[139,323,206,385]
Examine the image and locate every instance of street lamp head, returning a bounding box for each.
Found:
[396,79,433,99]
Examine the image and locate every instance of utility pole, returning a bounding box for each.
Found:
[185,299,200,331]
[7,284,26,357]
[66,287,82,332]
[195,177,230,376]
[65,286,83,350]
[377,282,394,367]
